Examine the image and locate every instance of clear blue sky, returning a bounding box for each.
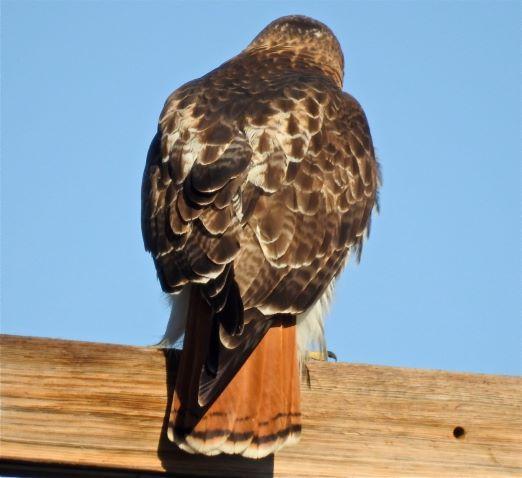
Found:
[2,1,520,376]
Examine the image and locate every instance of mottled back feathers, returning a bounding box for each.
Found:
[142,15,380,457]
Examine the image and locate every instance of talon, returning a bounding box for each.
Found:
[304,363,312,388]
[327,350,337,361]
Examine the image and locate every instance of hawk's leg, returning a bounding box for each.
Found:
[306,350,337,361]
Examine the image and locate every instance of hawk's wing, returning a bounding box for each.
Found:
[142,75,379,405]
[236,89,379,316]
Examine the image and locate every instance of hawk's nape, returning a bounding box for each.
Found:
[141,15,380,458]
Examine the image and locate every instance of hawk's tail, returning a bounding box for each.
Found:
[168,289,301,459]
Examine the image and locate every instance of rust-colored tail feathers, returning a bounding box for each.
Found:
[168,289,301,459]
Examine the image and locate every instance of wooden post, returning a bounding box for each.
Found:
[1,334,521,477]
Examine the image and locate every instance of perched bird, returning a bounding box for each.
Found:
[142,15,380,459]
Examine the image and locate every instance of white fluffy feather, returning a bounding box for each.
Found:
[159,281,335,360]
[296,279,335,367]
[157,285,191,348]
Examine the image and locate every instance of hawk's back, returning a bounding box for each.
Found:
[142,15,380,458]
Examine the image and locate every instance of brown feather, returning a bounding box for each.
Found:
[141,14,381,459]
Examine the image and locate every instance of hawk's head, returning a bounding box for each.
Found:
[245,15,344,87]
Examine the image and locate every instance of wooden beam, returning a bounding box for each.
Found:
[1,334,521,477]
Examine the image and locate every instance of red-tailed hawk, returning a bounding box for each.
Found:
[142,15,380,458]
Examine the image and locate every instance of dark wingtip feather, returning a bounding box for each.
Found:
[198,310,272,408]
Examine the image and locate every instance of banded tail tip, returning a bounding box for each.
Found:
[167,421,301,459]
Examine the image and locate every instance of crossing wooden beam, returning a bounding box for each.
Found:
[1,334,521,477]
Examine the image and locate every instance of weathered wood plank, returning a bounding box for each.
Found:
[1,334,520,477]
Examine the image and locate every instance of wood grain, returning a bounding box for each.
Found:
[1,334,520,477]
